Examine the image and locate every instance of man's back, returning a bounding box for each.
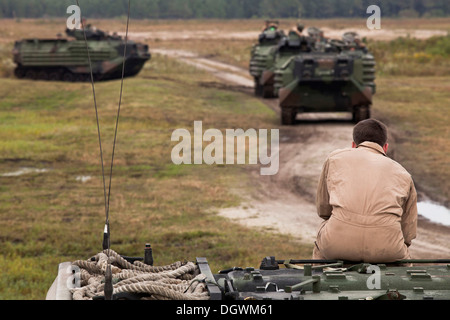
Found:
[315,141,418,262]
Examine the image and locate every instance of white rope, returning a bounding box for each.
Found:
[70,249,210,300]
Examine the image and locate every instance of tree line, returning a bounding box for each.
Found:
[0,0,449,19]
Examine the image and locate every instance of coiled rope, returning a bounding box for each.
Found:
[70,249,210,300]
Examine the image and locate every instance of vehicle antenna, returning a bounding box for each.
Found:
[75,0,132,300]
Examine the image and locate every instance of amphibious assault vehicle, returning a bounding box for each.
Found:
[250,23,376,125]
[46,244,450,300]
[274,33,376,125]
[12,25,151,82]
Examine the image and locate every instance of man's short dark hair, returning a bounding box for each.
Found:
[353,119,387,147]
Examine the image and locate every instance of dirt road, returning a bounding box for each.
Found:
[150,47,450,260]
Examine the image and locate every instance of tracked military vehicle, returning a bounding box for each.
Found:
[12,25,150,82]
[249,21,285,97]
[47,245,450,300]
[274,33,376,125]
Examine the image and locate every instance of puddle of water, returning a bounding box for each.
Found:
[1,167,49,177]
[417,201,450,227]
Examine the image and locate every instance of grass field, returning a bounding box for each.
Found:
[0,52,311,300]
[372,76,450,205]
[0,18,449,299]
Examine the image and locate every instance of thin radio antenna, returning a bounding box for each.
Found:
[104,0,131,253]
[75,0,132,300]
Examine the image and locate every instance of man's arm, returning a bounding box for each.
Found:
[316,159,333,220]
[402,179,418,247]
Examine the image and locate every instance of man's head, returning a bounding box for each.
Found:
[352,119,388,152]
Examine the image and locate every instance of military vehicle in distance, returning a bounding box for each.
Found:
[274,32,376,125]
[12,25,151,82]
[249,21,285,97]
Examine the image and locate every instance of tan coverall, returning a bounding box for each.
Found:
[313,141,418,262]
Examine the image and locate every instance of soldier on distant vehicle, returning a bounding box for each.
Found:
[261,20,279,32]
[66,18,106,40]
[342,32,368,53]
[290,23,304,37]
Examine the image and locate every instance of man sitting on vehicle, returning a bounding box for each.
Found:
[312,119,418,263]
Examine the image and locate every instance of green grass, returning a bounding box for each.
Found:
[372,76,450,205]
[0,52,311,300]
[367,34,450,76]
